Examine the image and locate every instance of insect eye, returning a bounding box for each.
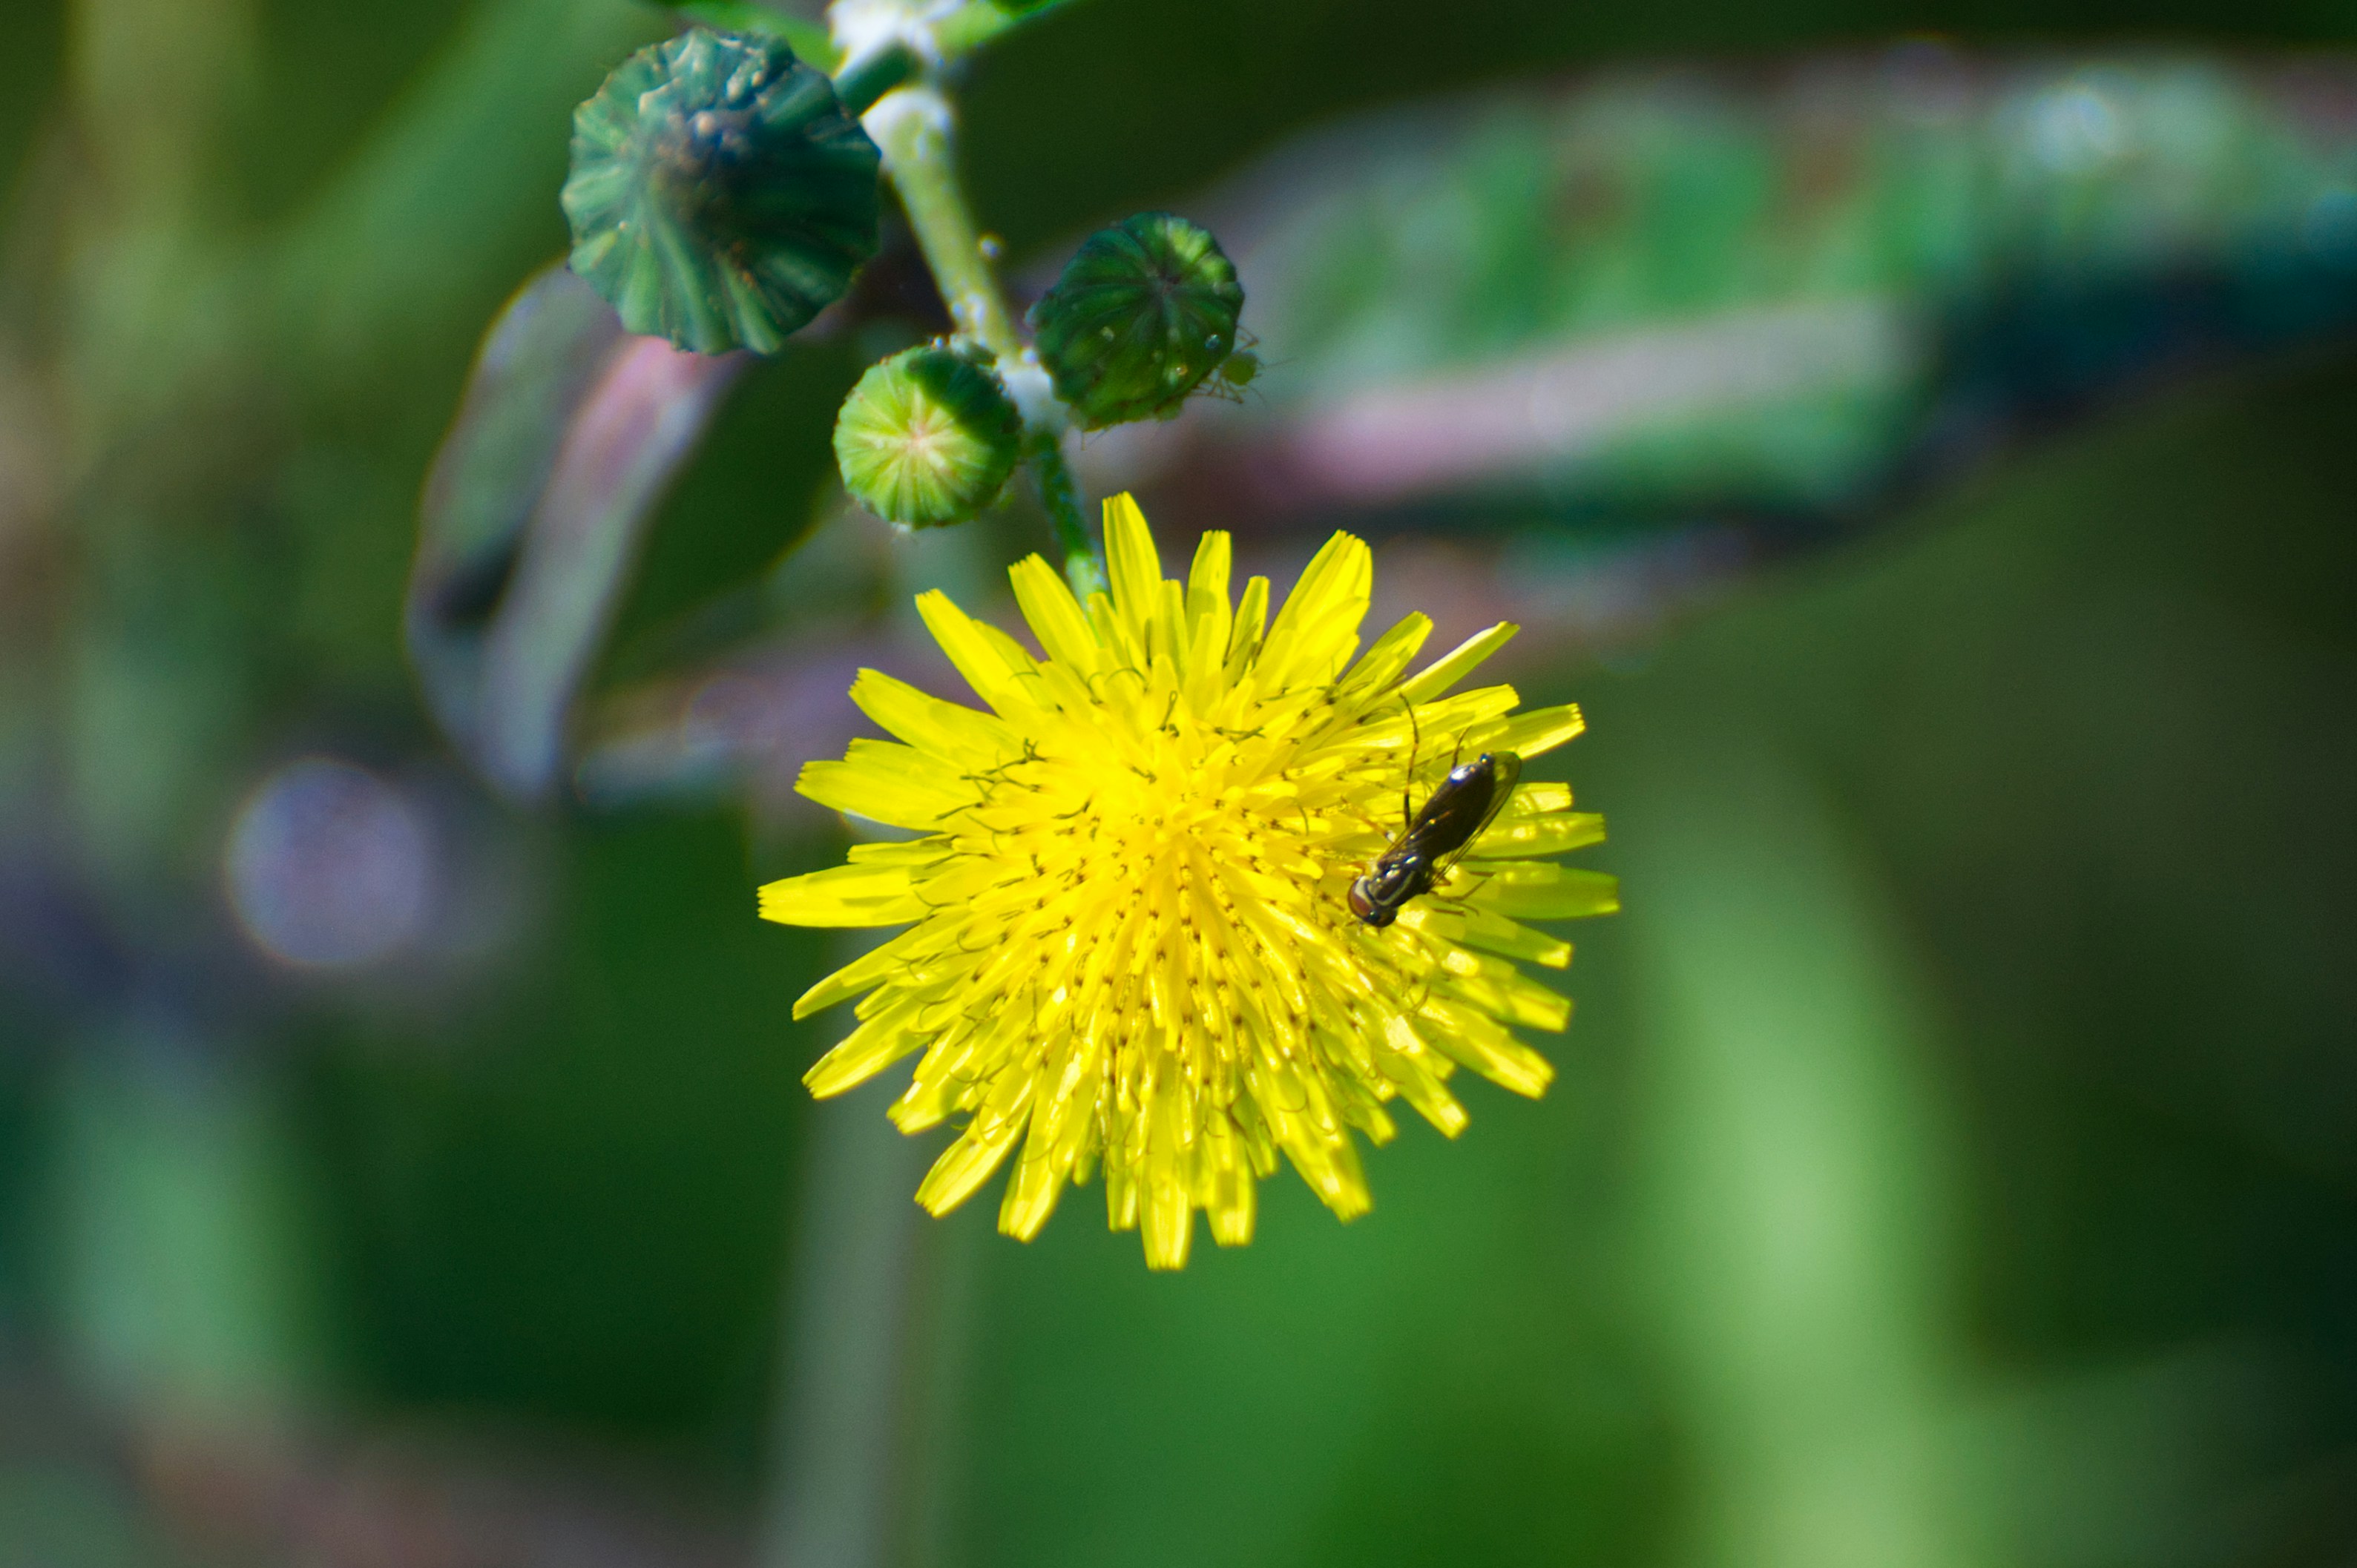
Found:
[1347,880,1375,921]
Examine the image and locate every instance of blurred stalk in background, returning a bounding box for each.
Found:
[1622,728,1968,1568]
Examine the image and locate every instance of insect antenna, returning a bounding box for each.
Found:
[1396,697,1424,846]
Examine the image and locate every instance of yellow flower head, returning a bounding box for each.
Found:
[760,496,1617,1268]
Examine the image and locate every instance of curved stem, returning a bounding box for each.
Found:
[863,82,1105,584]
[1028,433,1103,598]
[865,88,1022,358]
[832,42,917,117]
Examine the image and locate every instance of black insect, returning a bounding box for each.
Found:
[1347,749,1523,928]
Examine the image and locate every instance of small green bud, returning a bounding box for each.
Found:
[834,343,1024,529]
[563,29,881,355]
[1030,213,1245,429]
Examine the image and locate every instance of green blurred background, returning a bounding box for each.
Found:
[3,1,2356,1565]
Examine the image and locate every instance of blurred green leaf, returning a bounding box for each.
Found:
[51,1044,328,1417]
[670,1,841,67]
[1111,56,2357,534]
[1614,728,1970,1568]
[305,811,826,1435]
[0,1465,174,1568]
[270,0,665,375]
[936,0,1090,56]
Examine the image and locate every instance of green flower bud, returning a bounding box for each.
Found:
[1030,213,1245,429]
[563,29,881,355]
[834,343,1024,529]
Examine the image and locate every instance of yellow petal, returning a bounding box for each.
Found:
[1495,703,1585,758]
[1150,579,1188,674]
[1335,613,1433,704]
[1418,996,1554,1097]
[1401,903,1573,968]
[974,619,1046,683]
[1465,863,1621,921]
[1378,1014,1469,1137]
[1257,530,1370,689]
[1185,530,1232,645]
[1102,493,1163,649]
[804,989,935,1097]
[1226,574,1270,677]
[915,590,1036,714]
[999,1114,1071,1241]
[849,669,1019,770]
[792,922,946,1018]
[1397,622,1519,705]
[1471,811,1607,858]
[845,837,953,866]
[918,1081,1035,1216]
[1505,781,1573,817]
[798,739,976,829]
[1009,555,1102,673]
[1083,588,1144,678]
[1199,1109,1258,1245]
[759,861,927,926]
[1436,954,1571,1032]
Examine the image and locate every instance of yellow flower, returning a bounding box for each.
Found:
[760,496,1617,1268]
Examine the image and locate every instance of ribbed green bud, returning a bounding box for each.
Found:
[563,29,881,355]
[1030,213,1246,429]
[834,343,1025,529]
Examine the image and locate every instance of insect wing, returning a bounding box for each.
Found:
[1396,751,1521,868]
[1471,750,1522,842]
[1433,751,1523,880]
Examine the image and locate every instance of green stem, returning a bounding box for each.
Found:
[867,83,1104,583]
[832,42,916,117]
[1028,432,1103,598]
[867,88,1022,358]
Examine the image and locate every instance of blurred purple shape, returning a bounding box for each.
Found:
[474,332,746,801]
[410,267,746,806]
[1230,300,1913,512]
[577,628,907,821]
[223,759,433,970]
[571,522,1758,823]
